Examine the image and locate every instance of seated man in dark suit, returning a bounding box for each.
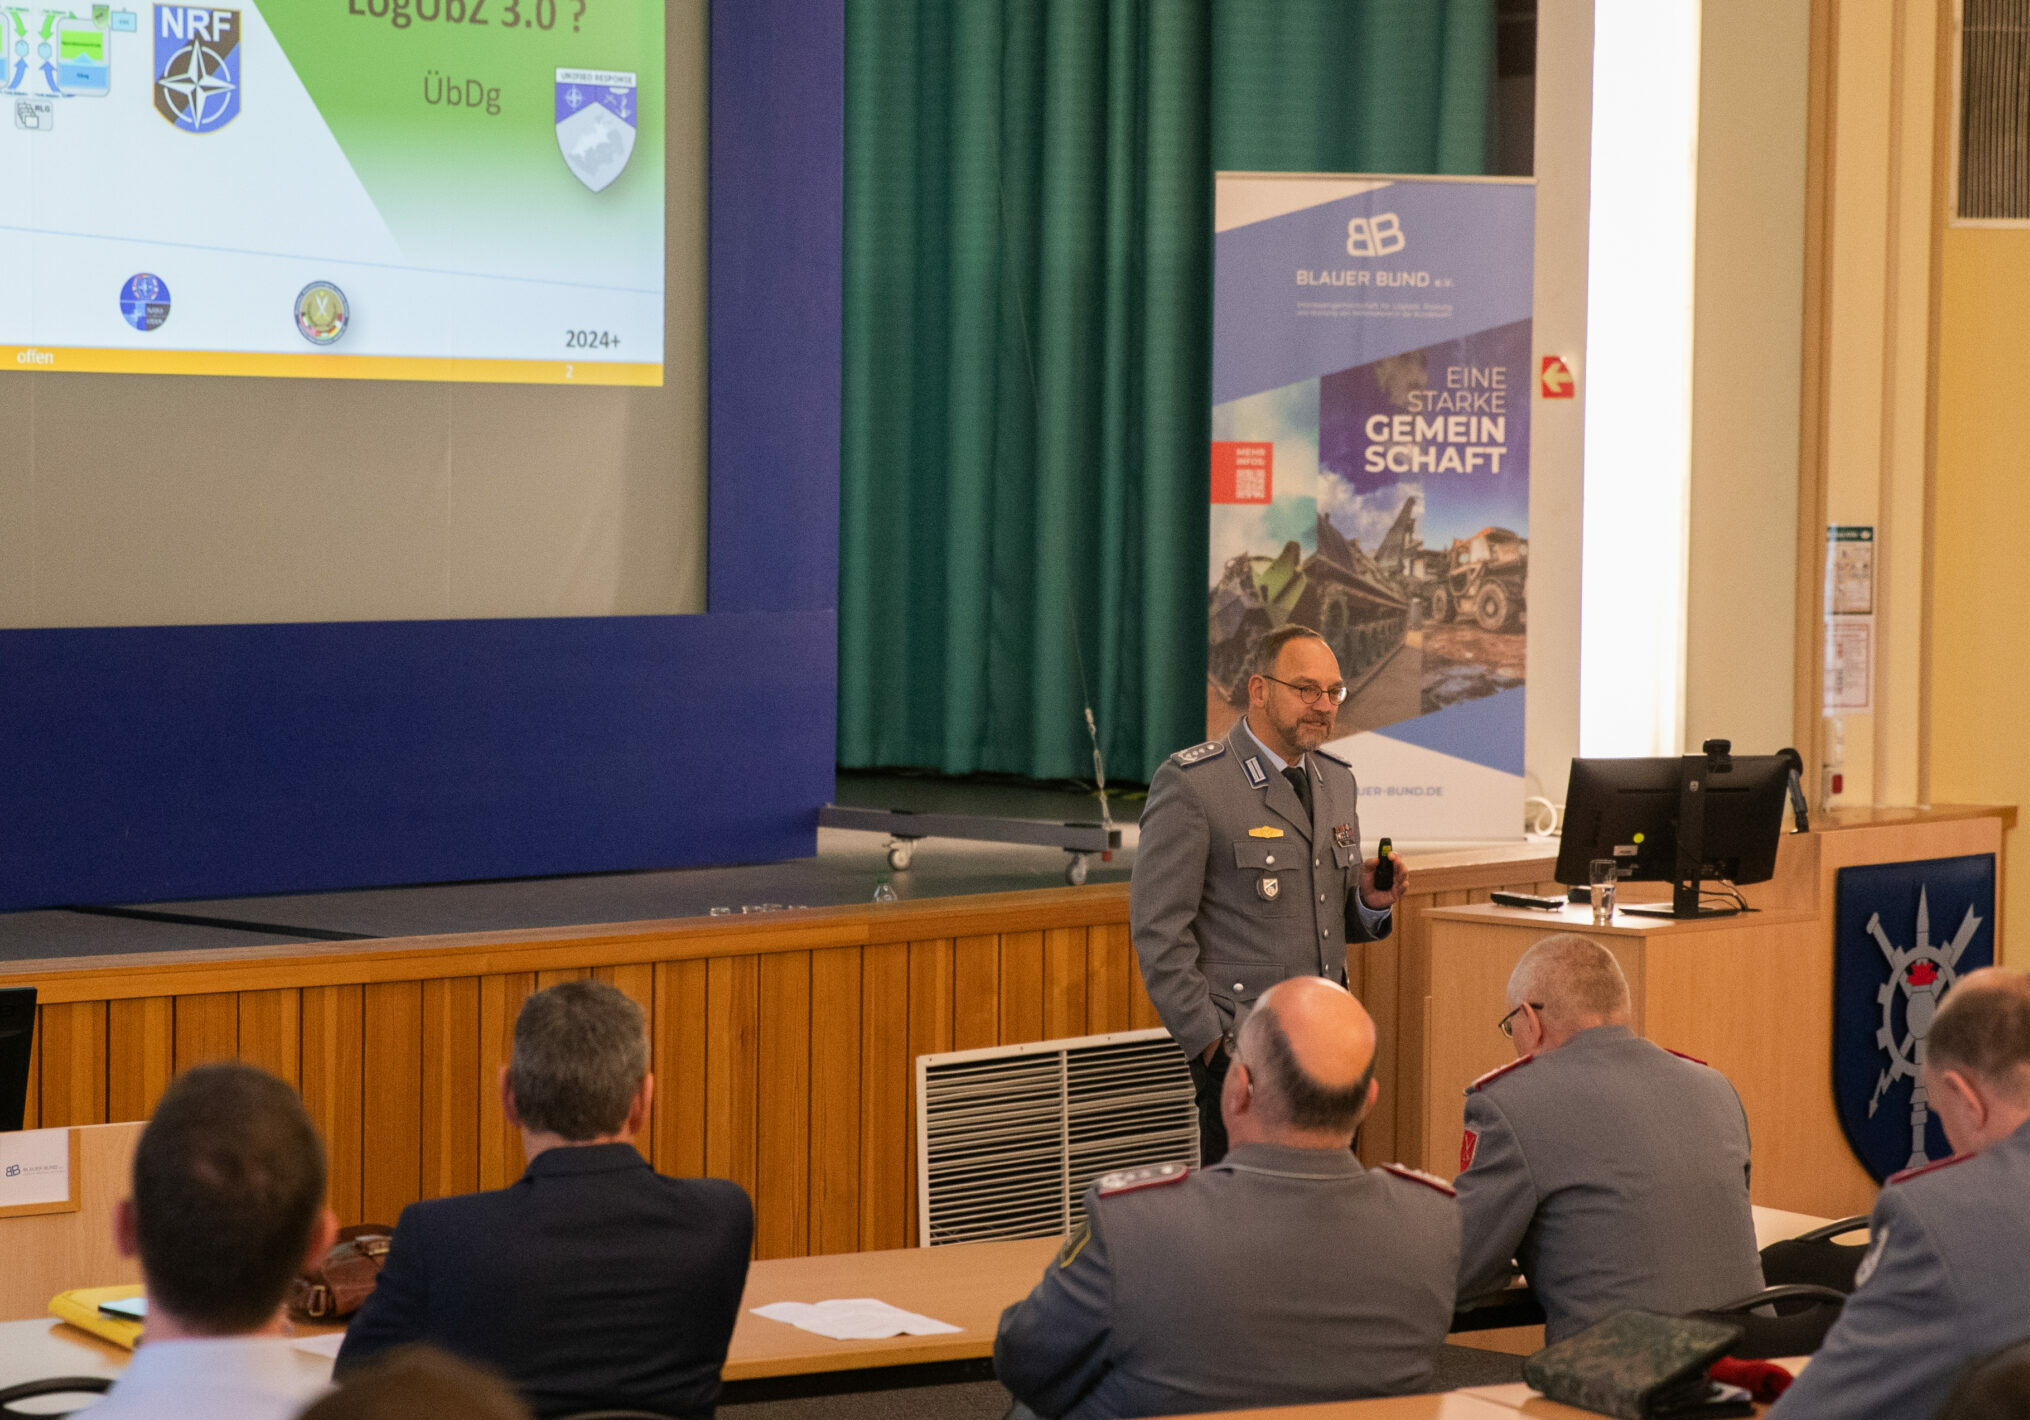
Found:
[337,980,753,1418]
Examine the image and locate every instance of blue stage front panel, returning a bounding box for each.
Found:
[0,611,836,910]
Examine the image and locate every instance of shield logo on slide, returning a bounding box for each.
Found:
[555,68,636,192]
[153,6,240,133]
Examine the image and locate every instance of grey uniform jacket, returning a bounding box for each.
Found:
[1453,1024,1764,1343]
[994,1144,1461,1420]
[1130,718,1387,1063]
[1768,1117,2030,1420]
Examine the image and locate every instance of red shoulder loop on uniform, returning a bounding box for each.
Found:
[1465,1054,1534,1094]
[1888,1152,1971,1185]
[1663,1046,1710,1066]
[1383,1163,1457,1197]
[1096,1161,1190,1197]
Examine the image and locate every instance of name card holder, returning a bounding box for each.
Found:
[0,1127,82,1218]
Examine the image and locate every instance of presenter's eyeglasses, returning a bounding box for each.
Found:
[1263,675,1349,706]
[1497,1002,1545,1039]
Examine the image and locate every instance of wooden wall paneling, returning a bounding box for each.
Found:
[420,978,481,1201]
[361,981,424,1225]
[998,931,1045,1045]
[106,997,173,1123]
[704,956,760,1201]
[1358,933,1402,1168]
[951,935,999,1051]
[237,990,300,1088]
[1084,923,1135,1034]
[300,985,365,1224]
[904,939,954,1246]
[808,947,863,1254]
[858,942,909,1251]
[171,992,238,1072]
[535,968,590,989]
[477,973,535,1191]
[652,960,708,1178]
[37,1001,106,1128]
[755,952,811,1260]
[1042,928,1088,1040]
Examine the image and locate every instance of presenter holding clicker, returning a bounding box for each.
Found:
[1130,624,1407,1164]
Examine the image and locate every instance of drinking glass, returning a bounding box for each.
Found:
[1589,859,1618,923]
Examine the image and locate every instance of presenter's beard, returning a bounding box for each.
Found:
[1289,711,1334,753]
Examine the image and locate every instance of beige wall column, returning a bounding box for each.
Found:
[1798,0,1942,811]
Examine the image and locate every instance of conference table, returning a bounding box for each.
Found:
[0,1208,1836,1413]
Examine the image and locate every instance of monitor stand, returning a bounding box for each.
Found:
[1615,747,1743,921]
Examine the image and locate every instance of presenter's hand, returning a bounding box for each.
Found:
[1359,854,1409,912]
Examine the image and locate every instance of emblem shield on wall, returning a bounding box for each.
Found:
[1832,854,1996,1180]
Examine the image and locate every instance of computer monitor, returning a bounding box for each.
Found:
[0,988,34,1133]
[1555,743,1791,920]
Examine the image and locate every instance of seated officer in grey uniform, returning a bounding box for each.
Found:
[1131,624,1408,1164]
[1454,934,1763,1342]
[995,976,1459,1420]
[1769,967,2030,1420]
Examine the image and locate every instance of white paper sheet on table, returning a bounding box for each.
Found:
[750,1298,962,1340]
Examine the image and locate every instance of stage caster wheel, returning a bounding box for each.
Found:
[887,841,914,871]
[1065,853,1089,886]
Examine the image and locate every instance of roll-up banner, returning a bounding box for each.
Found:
[1209,173,1534,840]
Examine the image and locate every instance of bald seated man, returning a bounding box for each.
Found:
[995,977,1460,1419]
[1769,968,2030,1420]
[1453,934,1763,1342]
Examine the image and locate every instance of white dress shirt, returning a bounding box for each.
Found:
[82,1335,331,1420]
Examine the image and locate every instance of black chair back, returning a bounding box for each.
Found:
[1689,1283,1849,1360]
[0,1376,112,1418]
[1759,1215,1871,1294]
[1939,1334,2030,1419]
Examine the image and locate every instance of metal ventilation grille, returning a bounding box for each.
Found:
[916,1029,1198,1246]
[1960,0,2030,219]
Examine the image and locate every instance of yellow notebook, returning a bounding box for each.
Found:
[50,1284,145,1350]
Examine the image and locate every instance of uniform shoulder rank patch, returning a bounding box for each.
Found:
[1662,1046,1710,1066]
[1383,1163,1456,1197]
[1459,1129,1479,1172]
[1464,1054,1535,1094]
[1888,1152,1970,1185]
[1171,741,1226,767]
[1096,1161,1188,1197]
[1057,1219,1091,1269]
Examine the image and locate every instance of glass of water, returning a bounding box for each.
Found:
[1589,859,1618,923]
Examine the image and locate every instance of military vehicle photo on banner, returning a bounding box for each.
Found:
[1209,174,1534,838]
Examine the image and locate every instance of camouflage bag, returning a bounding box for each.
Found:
[1522,1311,1754,1418]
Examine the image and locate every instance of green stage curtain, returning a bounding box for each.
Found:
[839,0,1495,781]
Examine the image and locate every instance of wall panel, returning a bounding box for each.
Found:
[3,851,1617,1256]
[37,1001,106,1129]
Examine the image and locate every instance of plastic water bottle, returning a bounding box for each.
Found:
[872,877,899,903]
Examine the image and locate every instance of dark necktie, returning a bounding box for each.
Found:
[1282,765,1313,824]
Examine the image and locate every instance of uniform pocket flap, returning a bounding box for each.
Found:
[1205,961,1286,1003]
[1231,840,1294,871]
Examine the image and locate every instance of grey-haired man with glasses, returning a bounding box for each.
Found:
[1131,623,1407,1165]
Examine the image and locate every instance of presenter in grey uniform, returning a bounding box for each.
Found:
[1454,934,1763,1342]
[995,977,1459,1420]
[1131,624,1407,1164]
[1768,968,2030,1420]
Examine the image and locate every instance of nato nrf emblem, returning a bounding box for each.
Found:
[153,6,239,133]
[555,68,636,192]
[1832,854,1996,1180]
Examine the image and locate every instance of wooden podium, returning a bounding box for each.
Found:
[1416,807,2010,1220]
